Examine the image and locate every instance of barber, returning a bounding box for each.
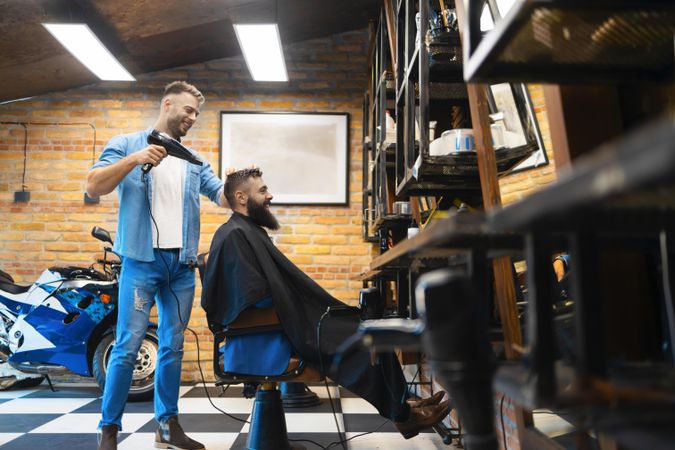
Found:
[87,81,230,450]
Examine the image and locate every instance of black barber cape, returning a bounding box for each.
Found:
[201,212,409,421]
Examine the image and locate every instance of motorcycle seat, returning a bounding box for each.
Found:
[0,279,31,295]
[0,269,30,294]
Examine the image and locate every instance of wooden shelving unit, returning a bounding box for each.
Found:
[488,118,675,450]
[360,1,536,446]
[362,1,547,243]
[462,0,675,83]
[359,0,675,449]
[393,0,540,202]
[362,10,405,242]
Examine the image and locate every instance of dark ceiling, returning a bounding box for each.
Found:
[0,0,380,103]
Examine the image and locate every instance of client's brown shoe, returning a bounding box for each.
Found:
[154,416,205,450]
[406,390,446,408]
[97,424,118,450]
[395,400,451,439]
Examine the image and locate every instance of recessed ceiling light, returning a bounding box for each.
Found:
[233,24,288,82]
[43,23,135,81]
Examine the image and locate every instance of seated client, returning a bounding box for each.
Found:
[200,168,449,439]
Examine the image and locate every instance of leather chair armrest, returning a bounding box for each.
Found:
[211,306,323,383]
[228,307,281,330]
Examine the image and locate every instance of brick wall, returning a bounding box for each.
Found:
[0,29,371,381]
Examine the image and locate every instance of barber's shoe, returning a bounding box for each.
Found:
[154,416,205,450]
[394,400,451,439]
[406,390,446,408]
[97,424,118,450]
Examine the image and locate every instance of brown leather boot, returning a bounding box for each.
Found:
[394,400,451,439]
[154,416,205,450]
[406,390,446,408]
[97,424,118,450]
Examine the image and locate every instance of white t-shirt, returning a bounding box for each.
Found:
[150,156,186,248]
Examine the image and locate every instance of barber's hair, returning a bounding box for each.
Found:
[224,167,263,208]
[162,81,205,105]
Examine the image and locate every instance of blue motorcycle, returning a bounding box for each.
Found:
[0,227,157,401]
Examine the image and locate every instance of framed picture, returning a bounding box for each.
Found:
[220,112,350,205]
[487,83,549,172]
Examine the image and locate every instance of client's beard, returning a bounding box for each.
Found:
[247,198,280,230]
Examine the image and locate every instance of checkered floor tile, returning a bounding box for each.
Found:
[0,382,453,449]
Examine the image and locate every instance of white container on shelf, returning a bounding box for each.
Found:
[429,136,446,156]
[490,123,506,149]
[429,129,475,155]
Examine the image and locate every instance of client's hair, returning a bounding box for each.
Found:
[224,167,263,208]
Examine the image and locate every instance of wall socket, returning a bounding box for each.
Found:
[14,191,30,203]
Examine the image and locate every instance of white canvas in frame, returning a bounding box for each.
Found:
[220,112,349,205]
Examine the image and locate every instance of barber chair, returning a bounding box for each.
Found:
[197,253,323,450]
[346,268,498,450]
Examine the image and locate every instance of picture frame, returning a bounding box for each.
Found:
[220,111,350,205]
[487,82,549,173]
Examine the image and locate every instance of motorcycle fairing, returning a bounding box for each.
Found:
[9,282,116,376]
[0,296,33,318]
[0,269,67,315]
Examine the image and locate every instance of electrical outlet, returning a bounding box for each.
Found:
[14,191,30,203]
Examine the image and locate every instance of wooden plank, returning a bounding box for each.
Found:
[455,0,522,357]
[383,0,397,72]
[366,20,377,124]
[521,426,566,450]
[369,213,487,270]
[455,0,530,447]
[542,85,622,172]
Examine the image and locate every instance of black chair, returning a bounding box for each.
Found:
[197,253,323,450]
[352,268,499,450]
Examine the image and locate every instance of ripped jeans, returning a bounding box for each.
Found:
[99,249,195,430]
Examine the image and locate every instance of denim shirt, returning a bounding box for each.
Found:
[92,128,223,265]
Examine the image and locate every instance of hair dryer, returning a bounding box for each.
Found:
[142,129,203,175]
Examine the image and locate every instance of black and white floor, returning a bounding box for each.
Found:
[0,382,451,449]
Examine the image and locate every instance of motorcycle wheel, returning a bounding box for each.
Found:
[93,328,158,402]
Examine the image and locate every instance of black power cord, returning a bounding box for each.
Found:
[500,394,507,450]
[141,168,427,449]
[144,171,331,448]
[142,175,249,425]
[316,309,347,450]
[322,361,422,450]
[316,309,424,450]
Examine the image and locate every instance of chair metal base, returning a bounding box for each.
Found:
[242,387,306,450]
[280,382,322,408]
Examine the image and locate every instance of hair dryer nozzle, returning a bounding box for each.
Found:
[147,130,203,167]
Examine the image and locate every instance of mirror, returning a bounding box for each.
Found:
[91,226,113,245]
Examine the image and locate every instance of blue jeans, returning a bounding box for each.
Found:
[99,249,195,430]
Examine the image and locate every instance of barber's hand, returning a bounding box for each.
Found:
[224,166,237,176]
[553,259,566,282]
[136,144,167,168]
[224,163,258,177]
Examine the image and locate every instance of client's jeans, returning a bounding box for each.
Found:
[99,249,195,430]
